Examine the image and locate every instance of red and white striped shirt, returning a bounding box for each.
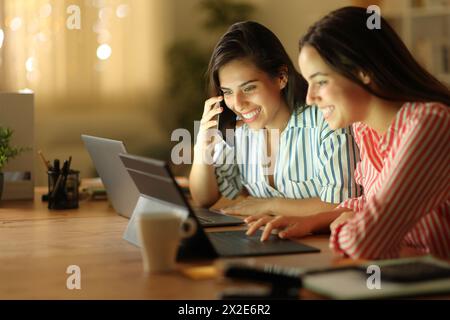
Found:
[331,102,450,259]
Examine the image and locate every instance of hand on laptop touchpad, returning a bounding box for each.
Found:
[255,226,281,235]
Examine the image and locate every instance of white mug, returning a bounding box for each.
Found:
[137,212,197,273]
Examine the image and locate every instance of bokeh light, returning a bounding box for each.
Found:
[96,44,112,60]
[116,4,130,18]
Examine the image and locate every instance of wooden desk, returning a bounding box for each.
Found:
[0,187,345,299]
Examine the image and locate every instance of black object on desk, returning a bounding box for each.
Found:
[47,157,80,210]
[221,264,302,299]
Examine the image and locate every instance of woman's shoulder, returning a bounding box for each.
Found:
[389,102,449,147]
[401,102,449,126]
[417,101,448,115]
[391,102,449,153]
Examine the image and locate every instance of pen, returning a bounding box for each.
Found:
[50,159,68,200]
[53,159,60,173]
[50,173,63,200]
[67,156,72,173]
[62,156,72,188]
[38,150,52,171]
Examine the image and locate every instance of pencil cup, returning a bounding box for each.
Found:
[47,169,80,210]
[137,212,197,273]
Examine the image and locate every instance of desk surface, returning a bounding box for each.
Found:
[0,187,361,299]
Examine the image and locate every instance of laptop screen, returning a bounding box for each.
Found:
[119,153,186,208]
[81,134,140,218]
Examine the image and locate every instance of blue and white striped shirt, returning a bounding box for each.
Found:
[213,105,361,203]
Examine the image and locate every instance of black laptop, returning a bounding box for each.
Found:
[116,154,242,228]
[119,153,320,259]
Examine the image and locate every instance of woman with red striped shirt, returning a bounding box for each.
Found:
[246,6,450,259]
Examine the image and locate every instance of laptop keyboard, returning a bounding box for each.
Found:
[207,230,320,257]
[209,230,265,247]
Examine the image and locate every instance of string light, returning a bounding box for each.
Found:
[10,17,23,31]
[96,44,112,60]
[116,4,129,18]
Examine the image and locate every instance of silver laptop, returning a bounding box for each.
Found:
[81,135,140,218]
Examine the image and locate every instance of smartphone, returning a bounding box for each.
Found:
[215,100,236,147]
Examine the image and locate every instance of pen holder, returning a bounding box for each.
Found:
[47,169,80,210]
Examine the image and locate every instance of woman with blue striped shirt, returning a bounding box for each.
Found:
[189,21,361,218]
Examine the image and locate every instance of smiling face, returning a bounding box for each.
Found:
[298,45,372,129]
[218,58,290,130]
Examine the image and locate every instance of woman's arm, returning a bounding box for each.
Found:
[188,96,224,207]
[220,196,337,216]
[189,157,221,207]
[331,106,450,259]
[274,197,338,215]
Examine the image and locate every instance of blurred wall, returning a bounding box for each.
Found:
[0,0,356,186]
[172,0,351,67]
[256,0,351,63]
[0,0,177,186]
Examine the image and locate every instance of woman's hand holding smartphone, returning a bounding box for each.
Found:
[190,96,224,206]
[195,96,224,152]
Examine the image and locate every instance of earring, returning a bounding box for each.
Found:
[280,75,288,89]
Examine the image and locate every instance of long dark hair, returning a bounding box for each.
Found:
[207,21,308,111]
[299,6,450,106]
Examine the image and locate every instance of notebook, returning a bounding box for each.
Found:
[302,255,450,299]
